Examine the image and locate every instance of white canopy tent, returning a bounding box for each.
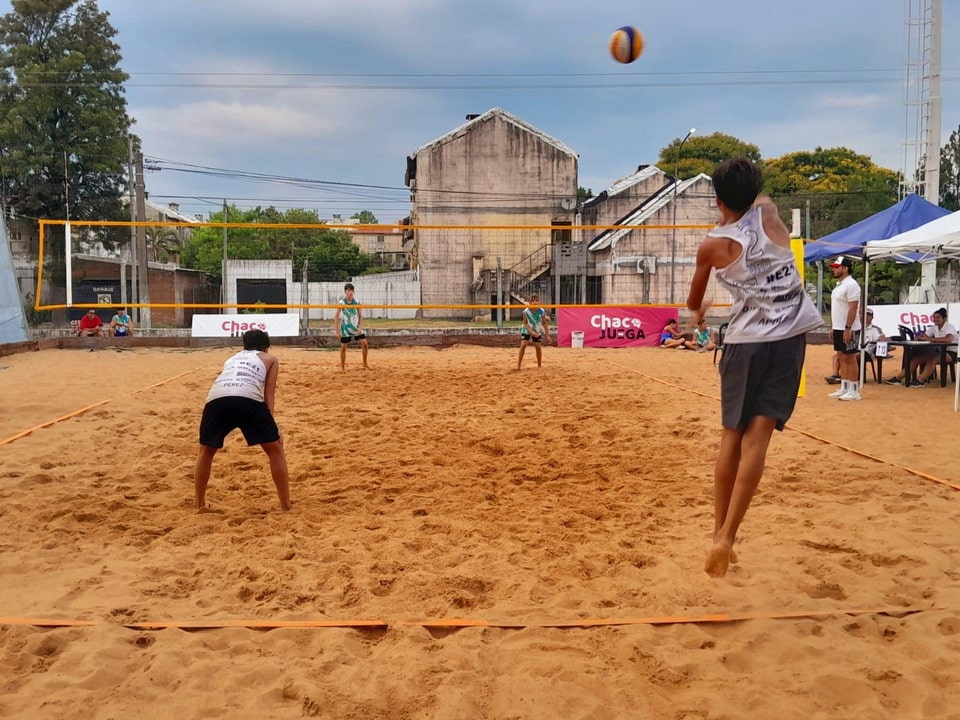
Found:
[864,209,960,263]
[864,210,960,411]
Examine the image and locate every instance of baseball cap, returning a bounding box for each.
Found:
[829,256,852,268]
[866,307,874,315]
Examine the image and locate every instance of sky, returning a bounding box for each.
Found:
[4,0,959,222]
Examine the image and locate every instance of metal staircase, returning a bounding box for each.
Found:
[508,244,552,302]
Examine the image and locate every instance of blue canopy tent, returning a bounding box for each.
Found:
[803,194,949,262]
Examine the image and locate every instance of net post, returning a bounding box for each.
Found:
[65,220,73,308]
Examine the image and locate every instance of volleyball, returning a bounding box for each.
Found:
[609,26,644,64]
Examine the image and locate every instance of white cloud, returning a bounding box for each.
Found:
[818,93,888,110]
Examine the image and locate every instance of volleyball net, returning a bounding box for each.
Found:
[35,217,719,322]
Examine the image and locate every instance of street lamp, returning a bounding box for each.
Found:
[669,127,695,304]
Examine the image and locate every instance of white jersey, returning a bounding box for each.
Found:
[924,322,957,347]
[830,275,862,331]
[205,350,267,403]
[709,206,823,344]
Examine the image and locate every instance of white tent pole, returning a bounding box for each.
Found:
[65,220,72,308]
[954,353,959,412]
[860,258,869,389]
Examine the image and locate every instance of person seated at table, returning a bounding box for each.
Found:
[883,307,956,387]
[78,309,106,337]
[692,318,717,352]
[862,308,889,359]
[659,318,693,349]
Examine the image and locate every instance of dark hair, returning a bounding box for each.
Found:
[934,307,947,319]
[242,329,270,351]
[344,282,355,291]
[712,157,762,212]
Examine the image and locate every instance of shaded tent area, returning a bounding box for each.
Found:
[804,194,949,262]
[864,212,960,412]
[864,209,960,262]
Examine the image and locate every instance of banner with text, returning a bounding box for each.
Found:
[191,313,301,338]
[557,307,677,348]
[869,303,960,338]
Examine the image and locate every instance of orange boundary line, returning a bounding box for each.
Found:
[0,606,931,631]
[604,360,960,491]
[0,400,112,447]
[0,367,203,446]
[784,425,960,491]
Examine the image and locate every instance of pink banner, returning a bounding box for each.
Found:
[557,308,679,348]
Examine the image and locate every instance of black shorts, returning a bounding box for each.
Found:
[832,329,861,354]
[340,333,366,344]
[520,333,541,343]
[720,335,807,432]
[199,396,279,448]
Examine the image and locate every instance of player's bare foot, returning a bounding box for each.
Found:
[711,532,737,565]
[196,504,224,515]
[705,541,733,578]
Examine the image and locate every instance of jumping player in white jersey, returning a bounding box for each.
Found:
[194,329,291,512]
[686,157,822,578]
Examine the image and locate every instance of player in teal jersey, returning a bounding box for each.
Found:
[333,283,370,371]
[516,293,550,370]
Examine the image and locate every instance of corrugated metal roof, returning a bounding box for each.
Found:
[409,107,578,159]
[146,199,200,224]
[587,173,711,252]
[601,165,664,198]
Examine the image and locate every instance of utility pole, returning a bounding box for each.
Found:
[670,128,695,304]
[222,199,228,309]
[125,137,135,308]
[920,0,942,299]
[135,150,150,328]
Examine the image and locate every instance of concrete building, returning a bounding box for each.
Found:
[330,215,409,271]
[405,107,578,318]
[583,166,731,307]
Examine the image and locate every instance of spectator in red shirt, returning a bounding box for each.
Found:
[78,309,106,337]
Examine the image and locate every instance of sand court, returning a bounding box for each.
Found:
[0,342,958,719]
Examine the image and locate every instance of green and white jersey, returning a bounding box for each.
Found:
[338,297,361,335]
[522,307,546,335]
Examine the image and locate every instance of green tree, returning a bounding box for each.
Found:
[181,205,271,279]
[939,125,960,211]
[181,206,374,282]
[577,186,593,205]
[146,226,182,263]
[658,132,761,179]
[765,148,906,307]
[763,147,898,239]
[0,0,131,224]
[350,210,378,224]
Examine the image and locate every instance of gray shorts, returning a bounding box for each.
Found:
[720,335,807,431]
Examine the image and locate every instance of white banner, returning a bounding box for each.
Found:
[191,313,301,338]
[869,303,960,337]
